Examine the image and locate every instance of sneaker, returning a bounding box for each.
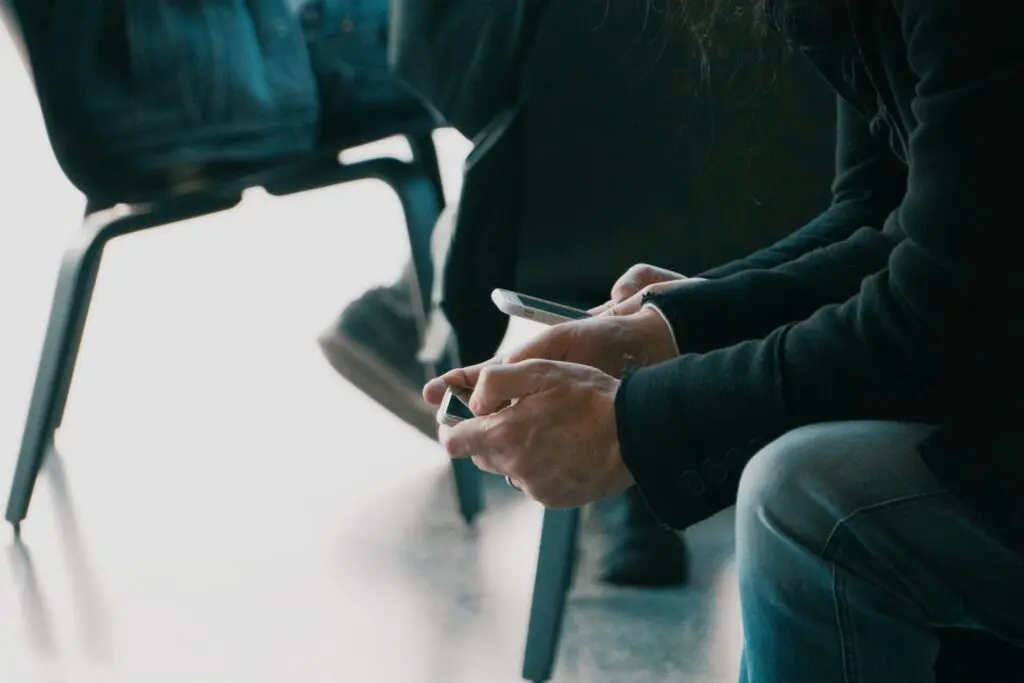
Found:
[599,487,689,587]
[317,272,438,440]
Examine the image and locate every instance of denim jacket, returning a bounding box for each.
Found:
[5,0,421,201]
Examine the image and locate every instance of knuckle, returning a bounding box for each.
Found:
[439,433,458,457]
[476,365,497,388]
[488,417,516,445]
[471,455,498,475]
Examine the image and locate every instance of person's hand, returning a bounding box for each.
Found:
[423,305,676,405]
[589,263,707,317]
[438,359,633,508]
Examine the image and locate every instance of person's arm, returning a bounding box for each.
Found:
[650,98,907,354]
[616,0,1021,530]
[699,96,906,279]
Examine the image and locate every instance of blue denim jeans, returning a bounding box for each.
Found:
[735,422,1024,683]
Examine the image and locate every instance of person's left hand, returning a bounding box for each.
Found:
[439,359,634,508]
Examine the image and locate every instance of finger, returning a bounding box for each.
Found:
[610,275,643,303]
[604,291,644,317]
[610,264,684,303]
[423,357,501,404]
[502,326,568,365]
[440,413,513,462]
[610,263,657,302]
[470,360,559,415]
[588,300,614,316]
[605,278,706,318]
[471,454,503,476]
[438,421,479,460]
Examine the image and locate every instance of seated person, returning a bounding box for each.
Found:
[316,0,836,590]
[423,0,1024,679]
[317,215,688,588]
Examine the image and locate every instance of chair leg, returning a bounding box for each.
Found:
[521,507,581,683]
[436,340,483,524]
[5,212,107,529]
[5,194,241,530]
[407,132,446,212]
[376,159,483,525]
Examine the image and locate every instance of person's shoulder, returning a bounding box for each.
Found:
[888,0,1023,80]
[889,0,1023,42]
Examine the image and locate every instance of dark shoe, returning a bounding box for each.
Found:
[317,273,438,440]
[599,487,689,587]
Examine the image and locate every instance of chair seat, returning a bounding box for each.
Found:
[87,111,439,210]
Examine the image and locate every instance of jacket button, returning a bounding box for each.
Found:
[701,457,728,484]
[679,471,706,498]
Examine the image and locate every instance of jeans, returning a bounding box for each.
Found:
[735,421,1024,683]
[27,0,319,198]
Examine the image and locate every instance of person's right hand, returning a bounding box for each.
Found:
[423,305,678,408]
[589,263,706,317]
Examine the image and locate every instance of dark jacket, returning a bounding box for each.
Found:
[618,0,1024,558]
[438,0,839,365]
[389,0,544,140]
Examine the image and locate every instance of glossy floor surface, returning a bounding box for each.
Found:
[0,29,742,683]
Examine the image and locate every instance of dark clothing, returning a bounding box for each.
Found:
[618,0,1024,557]
[4,0,424,202]
[442,0,838,365]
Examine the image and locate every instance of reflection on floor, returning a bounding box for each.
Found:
[2,444,740,683]
[0,30,742,682]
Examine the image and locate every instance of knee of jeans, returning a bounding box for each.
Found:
[736,424,846,550]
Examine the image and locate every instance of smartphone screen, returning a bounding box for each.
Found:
[444,391,475,423]
[516,294,591,320]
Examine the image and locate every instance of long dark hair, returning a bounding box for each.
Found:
[665,0,773,74]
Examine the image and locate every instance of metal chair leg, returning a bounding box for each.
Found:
[5,213,104,530]
[6,197,241,530]
[435,340,483,524]
[373,158,483,525]
[6,153,477,529]
[408,132,446,212]
[521,507,581,682]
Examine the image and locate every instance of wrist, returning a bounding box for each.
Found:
[632,304,680,365]
[605,381,636,492]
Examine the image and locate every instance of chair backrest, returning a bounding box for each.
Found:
[515,0,836,305]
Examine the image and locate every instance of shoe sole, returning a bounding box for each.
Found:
[317,328,439,442]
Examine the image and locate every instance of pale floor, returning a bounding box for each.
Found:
[0,30,742,683]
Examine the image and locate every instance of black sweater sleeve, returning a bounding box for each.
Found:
[616,0,1024,530]
[700,96,906,279]
[664,98,907,353]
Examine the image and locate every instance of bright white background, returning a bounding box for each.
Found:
[0,23,741,683]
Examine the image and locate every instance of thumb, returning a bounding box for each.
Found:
[604,291,645,317]
[610,264,686,304]
[603,277,708,317]
[470,360,558,415]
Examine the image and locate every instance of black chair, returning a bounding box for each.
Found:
[1,4,483,533]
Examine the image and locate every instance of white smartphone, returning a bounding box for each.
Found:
[436,386,475,427]
[491,288,591,326]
